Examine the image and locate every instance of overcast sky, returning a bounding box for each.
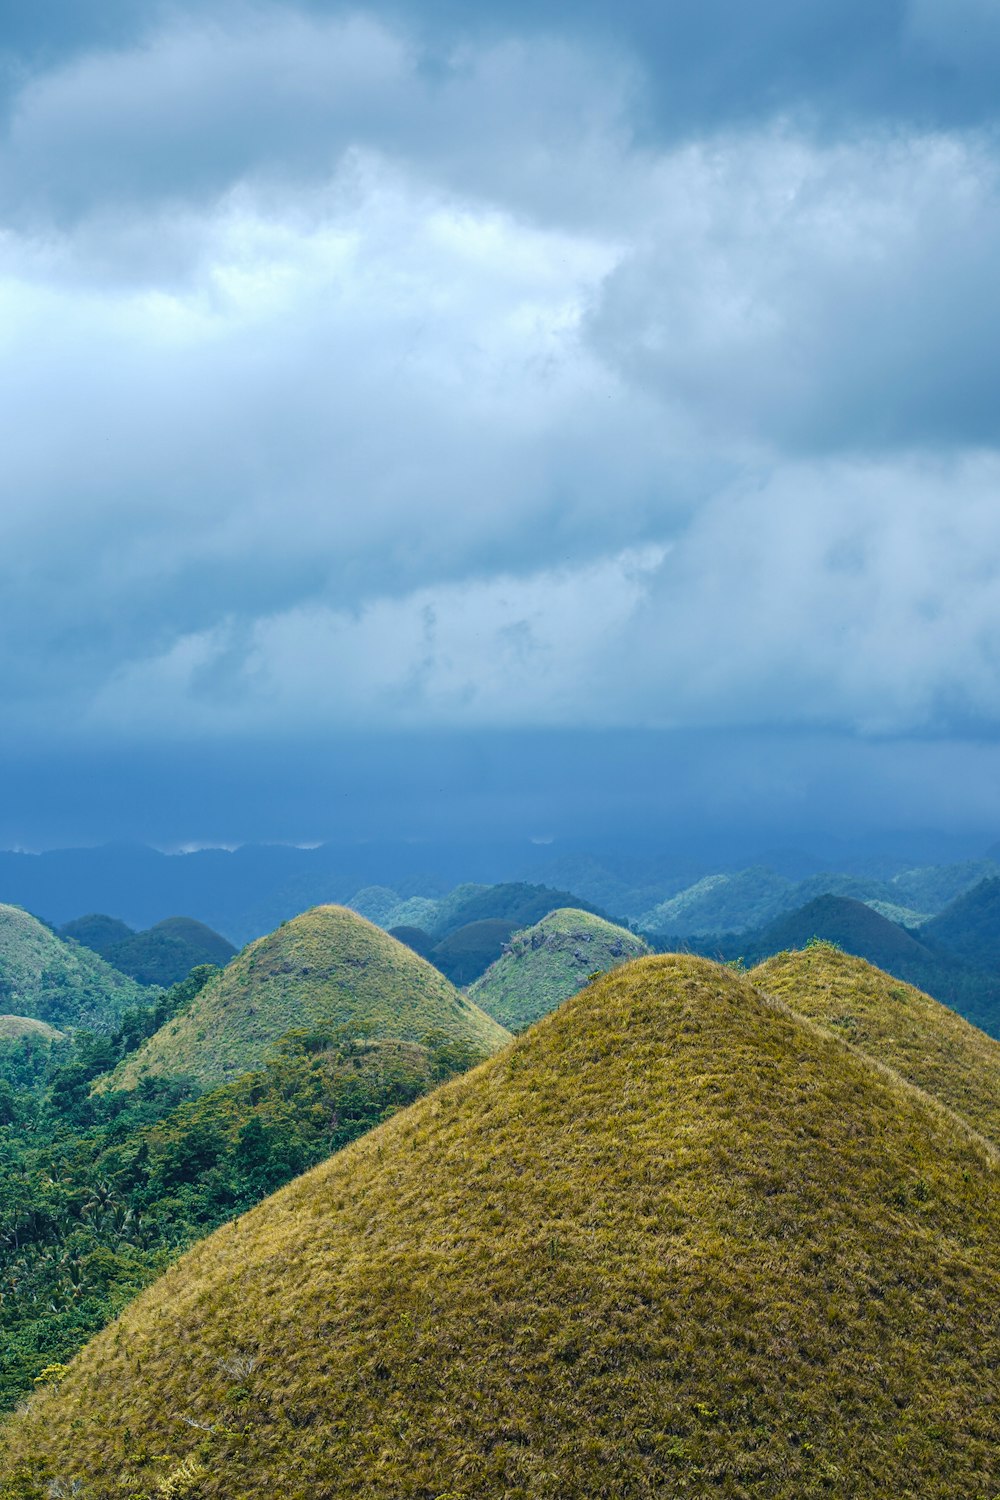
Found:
[3,0,1000,849]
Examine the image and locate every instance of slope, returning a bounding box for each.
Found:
[0,1015,65,1044]
[918,874,1000,971]
[752,944,1000,1146]
[4,956,998,1499]
[62,914,237,987]
[0,904,148,1031]
[110,905,510,1090]
[469,906,650,1030]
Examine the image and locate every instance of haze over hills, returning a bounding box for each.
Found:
[61,914,236,987]
[0,904,149,1031]
[5,955,997,1498]
[110,905,510,1090]
[469,907,650,1031]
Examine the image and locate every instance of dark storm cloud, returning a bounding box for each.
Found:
[3,0,1000,844]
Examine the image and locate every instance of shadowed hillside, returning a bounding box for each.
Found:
[4,956,997,1498]
[753,944,1000,1145]
[61,914,237,987]
[0,904,148,1031]
[919,875,1000,971]
[109,906,510,1090]
[469,907,649,1030]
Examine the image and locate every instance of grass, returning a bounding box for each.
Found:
[108,906,511,1090]
[0,1016,65,1042]
[4,953,998,1498]
[0,904,148,1031]
[469,906,649,1030]
[752,942,1000,1146]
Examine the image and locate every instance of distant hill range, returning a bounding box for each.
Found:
[0,903,149,1031]
[8,952,998,1496]
[61,913,236,987]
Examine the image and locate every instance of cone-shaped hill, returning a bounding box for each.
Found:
[7,956,998,1498]
[753,944,1000,1146]
[0,903,148,1031]
[109,905,511,1091]
[469,906,650,1030]
[0,1015,66,1044]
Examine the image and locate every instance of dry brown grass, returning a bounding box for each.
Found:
[3,954,998,1498]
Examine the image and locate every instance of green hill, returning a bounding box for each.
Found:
[61,914,237,987]
[752,945,1000,1146]
[429,881,607,938]
[428,917,518,985]
[109,906,510,1090]
[5,955,998,1498]
[748,895,937,970]
[469,907,650,1030]
[639,866,794,934]
[0,904,148,1031]
[918,875,1000,971]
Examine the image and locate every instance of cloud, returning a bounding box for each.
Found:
[2,2,1000,767]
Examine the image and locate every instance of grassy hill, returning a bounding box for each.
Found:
[0,904,148,1031]
[5,955,998,1498]
[752,945,1000,1146]
[61,914,237,987]
[109,906,510,1090]
[469,907,650,1030]
[0,1015,66,1043]
[429,881,607,938]
[428,917,519,985]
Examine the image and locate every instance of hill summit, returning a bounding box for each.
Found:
[110,905,510,1090]
[469,906,650,1030]
[7,954,997,1498]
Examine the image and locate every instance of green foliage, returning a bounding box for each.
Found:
[0,906,149,1032]
[429,919,518,985]
[0,1010,461,1415]
[4,955,998,1497]
[62,916,236,988]
[469,907,650,1030]
[429,881,608,939]
[109,906,509,1091]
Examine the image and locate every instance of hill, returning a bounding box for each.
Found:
[469,907,650,1030]
[429,880,607,938]
[4,956,998,1498]
[109,906,510,1090]
[61,914,237,987]
[752,945,1000,1146]
[918,875,1000,971]
[639,866,794,934]
[0,904,148,1031]
[0,1015,66,1044]
[428,917,518,985]
[748,895,937,970]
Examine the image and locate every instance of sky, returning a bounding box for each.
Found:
[3,0,1000,852]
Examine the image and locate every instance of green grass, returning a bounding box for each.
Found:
[0,905,148,1031]
[5,954,998,1498]
[108,906,511,1090]
[752,943,1000,1146]
[469,906,650,1030]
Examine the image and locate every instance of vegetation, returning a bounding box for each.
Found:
[4,954,998,1498]
[469,907,649,1030]
[108,906,510,1090]
[752,944,1000,1145]
[0,1016,468,1414]
[918,875,1000,971]
[427,918,519,985]
[0,905,148,1032]
[61,915,236,988]
[427,881,608,938]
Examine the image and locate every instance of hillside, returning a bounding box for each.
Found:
[0,1015,66,1044]
[919,875,1000,971]
[639,866,794,933]
[61,914,237,987]
[469,907,650,1030]
[428,917,518,984]
[748,895,937,970]
[4,956,998,1498]
[429,880,607,937]
[109,905,510,1090]
[0,904,148,1031]
[753,945,1000,1145]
